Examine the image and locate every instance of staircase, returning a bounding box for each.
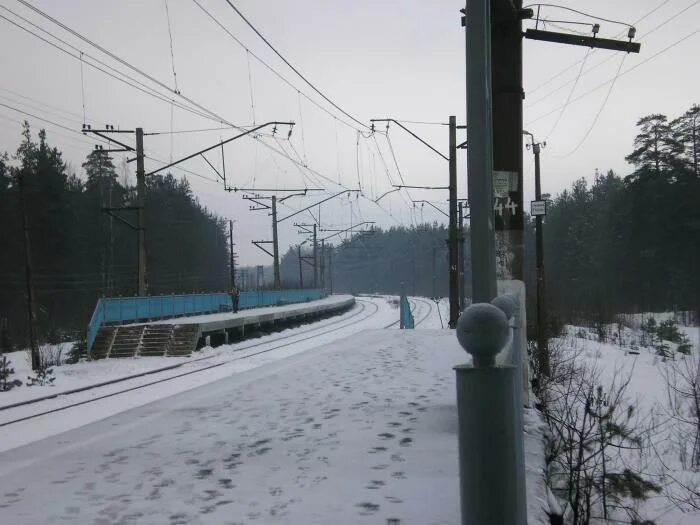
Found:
[89,323,201,359]
[168,325,201,356]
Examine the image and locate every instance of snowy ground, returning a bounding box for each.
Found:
[0,295,549,524]
[547,320,700,524]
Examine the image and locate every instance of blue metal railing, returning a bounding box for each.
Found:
[400,295,415,329]
[87,289,327,353]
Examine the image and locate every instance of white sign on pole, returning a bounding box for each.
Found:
[530,200,547,216]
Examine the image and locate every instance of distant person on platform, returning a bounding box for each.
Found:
[231,283,240,313]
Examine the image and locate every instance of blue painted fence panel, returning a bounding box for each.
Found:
[87,289,327,353]
[400,295,415,329]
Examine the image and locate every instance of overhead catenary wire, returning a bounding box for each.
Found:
[222,0,369,131]
[163,0,179,94]
[526,0,700,107]
[526,0,670,96]
[7,0,413,231]
[553,53,627,158]
[189,0,364,134]
[0,7,221,124]
[524,3,635,28]
[544,48,591,140]
[246,49,256,124]
[526,25,700,125]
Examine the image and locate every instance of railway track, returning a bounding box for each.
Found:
[0,298,385,428]
[0,295,439,429]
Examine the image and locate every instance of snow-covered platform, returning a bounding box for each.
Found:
[91,295,355,359]
[0,326,548,524]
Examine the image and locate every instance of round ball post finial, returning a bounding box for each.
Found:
[456,303,510,367]
[491,293,518,320]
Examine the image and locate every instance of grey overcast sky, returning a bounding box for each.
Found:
[1,0,698,265]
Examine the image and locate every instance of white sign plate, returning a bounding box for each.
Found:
[531,200,547,216]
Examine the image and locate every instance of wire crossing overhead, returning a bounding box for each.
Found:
[223,0,369,130]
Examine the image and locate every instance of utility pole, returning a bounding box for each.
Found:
[135,127,147,296]
[490,1,525,284]
[328,247,334,294]
[313,224,318,288]
[448,115,460,326]
[432,246,438,298]
[320,239,325,289]
[229,220,236,287]
[458,201,467,310]
[18,171,40,371]
[524,131,549,376]
[271,196,280,288]
[297,245,304,288]
[247,193,304,291]
[370,117,465,326]
[464,0,497,303]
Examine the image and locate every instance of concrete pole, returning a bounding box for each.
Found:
[465,0,497,303]
[313,224,318,289]
[448,115,460,328]
[135,127,147,296]
[328,247,333,294]
[458,202,466,310]
[271,196,281,289]
[229,220,235,288]
[432,246,438,298]
[533,143,549,376]
[320,239,326,289]
[297,245,304,289]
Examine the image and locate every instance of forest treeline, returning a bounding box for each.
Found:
[542,106,699,322]
[0,123,228,349]
[278,223,465,298]
[1,104,698,349]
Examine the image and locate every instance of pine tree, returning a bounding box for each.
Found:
[625,114,684,179]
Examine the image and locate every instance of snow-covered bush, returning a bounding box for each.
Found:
[538,342,660,524]
[26,366,55,387]
[0,355,22,391]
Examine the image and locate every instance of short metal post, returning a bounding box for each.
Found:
[454,302,526,525]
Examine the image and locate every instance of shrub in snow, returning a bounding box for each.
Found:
[39,344,64,368]
[0,355,22,391]
[26,366,55,387]
[537,341,660,524]
[67,336,87,364]
[656,319,684,344]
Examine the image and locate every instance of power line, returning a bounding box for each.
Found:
[7,1,410,231]
[163,0,180,93]
[14,0,229,125]
[526,0,699,107]
[552,53,627,158]
[544,48,591,140]
[526,25,700,126]
[0,7,219,124]
[221,0,369,130]
[525,3,635,28]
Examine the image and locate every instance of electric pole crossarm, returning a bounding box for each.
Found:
[278,190,360,223]
[412,200,449,218]
[320,221,375,241]
[102,209,138,230]
[145,121,294,177]
[84,130,135,152]
[394,184,450,190]
[200,153,225,183]
[375,188,400,202]
[371,118,449,161]
[524,29,641,53]
[251,241,275,258]
[227,187,323,193]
